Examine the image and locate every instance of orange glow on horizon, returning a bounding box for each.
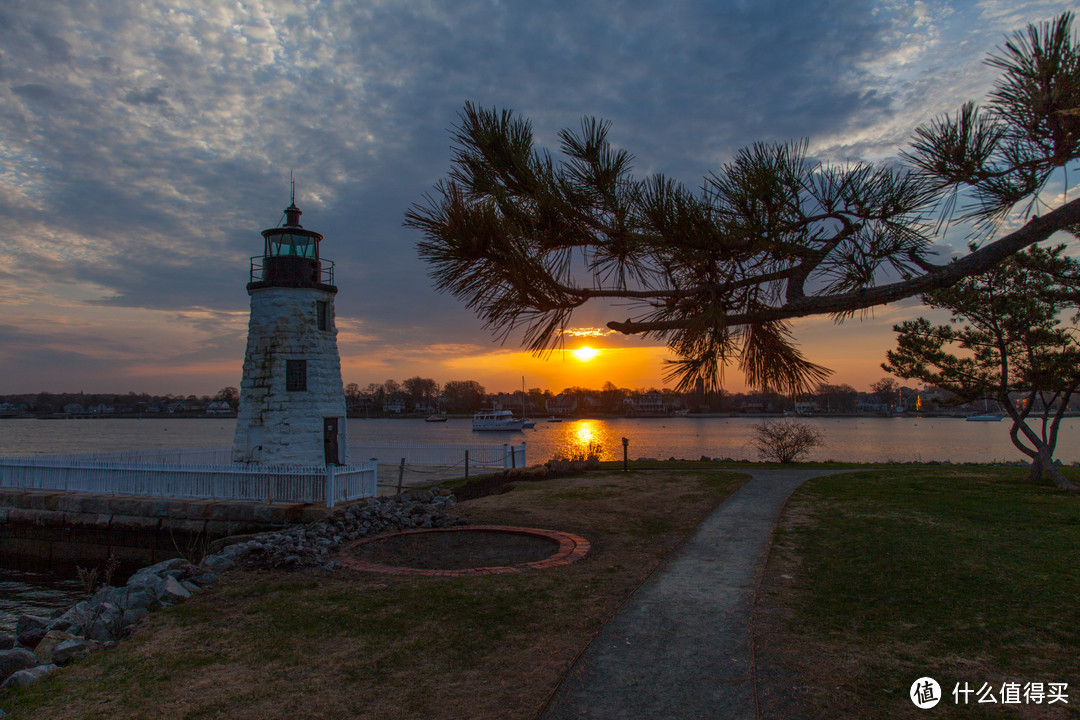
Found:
[334,315,919,395]
[434,344,684,392]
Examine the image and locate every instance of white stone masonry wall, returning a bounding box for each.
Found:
[233,287,349,466]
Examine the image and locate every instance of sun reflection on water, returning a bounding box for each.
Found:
[551,419,618,461]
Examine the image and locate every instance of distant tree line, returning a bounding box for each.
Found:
[4,376,1076,419]
[0,388,240,416]
[337,376,1080,418]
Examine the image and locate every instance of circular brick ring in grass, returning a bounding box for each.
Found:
[337,525,591,577]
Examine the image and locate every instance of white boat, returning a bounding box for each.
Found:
[472,410,525,431]
[966,399,1004,421]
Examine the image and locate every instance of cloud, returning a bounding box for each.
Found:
[0,0,1065,394]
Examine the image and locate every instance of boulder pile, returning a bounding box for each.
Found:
[204,489,461,571]
[0,490,460,693]
[0,556,212,692]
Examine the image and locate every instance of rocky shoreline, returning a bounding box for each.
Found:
[0,490,460,696]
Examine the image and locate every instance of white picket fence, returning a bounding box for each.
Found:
[351,442,526,470]
[0,454,376,508]
[0,441,526,505]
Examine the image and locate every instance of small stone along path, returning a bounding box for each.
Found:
[337,525,591,577]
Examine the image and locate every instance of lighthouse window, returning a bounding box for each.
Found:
[268,233,316,258]
[316,301,329,331]
[286,359,307,392]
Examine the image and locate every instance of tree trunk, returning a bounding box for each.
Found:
[1029,444,1077,491]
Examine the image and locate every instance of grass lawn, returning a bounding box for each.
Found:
[0,468,746,720]
[755,465,1080,719]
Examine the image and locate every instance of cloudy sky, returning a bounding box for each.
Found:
[0,0,1071,396]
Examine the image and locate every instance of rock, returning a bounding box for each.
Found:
[190,572,218,586]
[91,585,132,609]
[121,586,159,612]
[33,631,75,665]
[159,576,191,605]
[0,664,58,691]
[135,557,193,578]
[126,573,167,607]
[15,615,49,648]
[49,603,96,636]
[180,580,201,593]
[51,638,100,666]
[84,604,124,642]
[220,543,248,558]
[199,554,237,572]
[0,634,14,651]
[121,607,148,627]
[0,648,37,681]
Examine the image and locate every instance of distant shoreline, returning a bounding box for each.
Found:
[0,412,237,420]
[4,411,1077,421]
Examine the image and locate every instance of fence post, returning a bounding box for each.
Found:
[396,458,405,494]
[622,437,629,472]
[503,444,509,469]
[465,450,469,480]
[326,465,336,508]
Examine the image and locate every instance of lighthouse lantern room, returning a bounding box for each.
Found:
[232,191,349,466]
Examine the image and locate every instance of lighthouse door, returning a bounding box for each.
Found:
[323,417,340,465]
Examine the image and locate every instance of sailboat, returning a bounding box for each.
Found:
[521,376,536,428]
[966,397,1004,422]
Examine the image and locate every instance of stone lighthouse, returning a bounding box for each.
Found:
[232,192,349,466]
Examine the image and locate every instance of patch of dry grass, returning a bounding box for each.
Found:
[2,469,745,720]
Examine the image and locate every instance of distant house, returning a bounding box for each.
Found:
[350,396,375,415]
[63,403,87,415]
[856,399,890,414]
[636,392,666,415]
[206,400,234,416]
[383,399,405,414]
[546,394,578,416]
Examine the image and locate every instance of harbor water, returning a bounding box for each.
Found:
[2,414,1078,631]
[2,415,1078,465]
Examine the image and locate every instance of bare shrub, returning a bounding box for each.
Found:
[752,419,824,463]
[551,440,603,464]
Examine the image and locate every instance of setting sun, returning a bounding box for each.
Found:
[572,346,600,362]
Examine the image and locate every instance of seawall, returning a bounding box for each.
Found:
[0,489,333,572]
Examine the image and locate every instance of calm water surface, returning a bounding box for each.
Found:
[348,415,1080,464]
[2,415,1079,464]
[2,415,1077,630]
[0,570,83,634]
